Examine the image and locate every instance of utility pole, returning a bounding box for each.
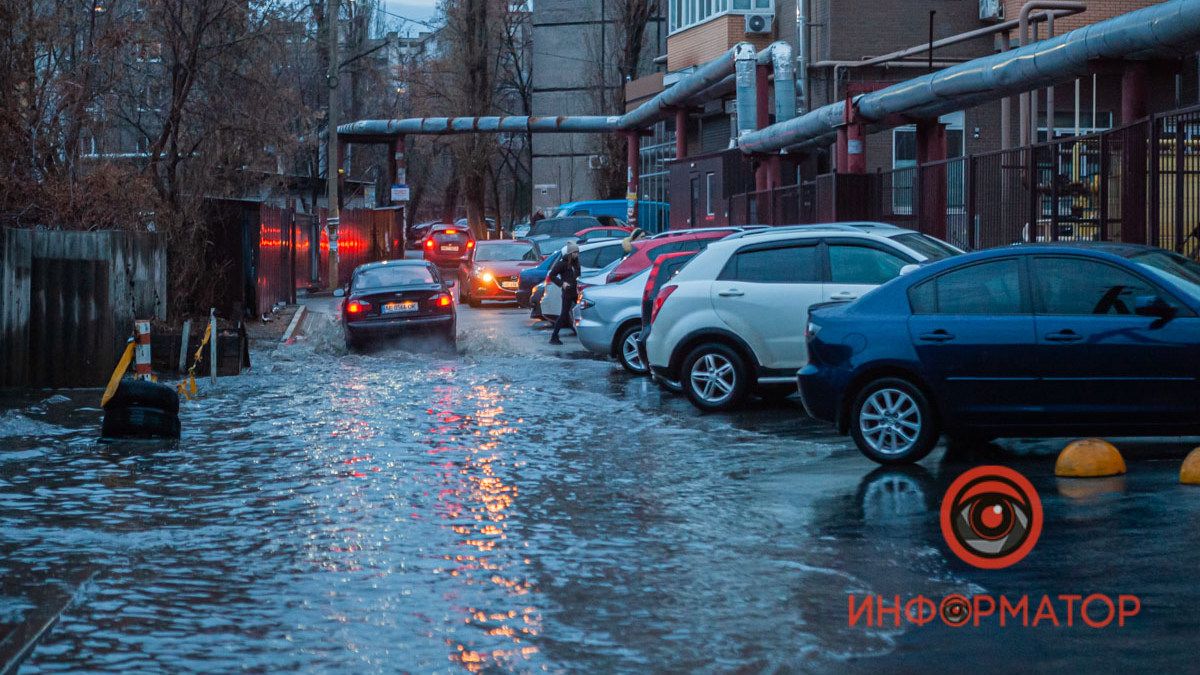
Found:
[326,0,341,291]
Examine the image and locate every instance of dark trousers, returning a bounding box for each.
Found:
[552,285,577,339]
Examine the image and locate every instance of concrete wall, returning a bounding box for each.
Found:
[0,228,167,388]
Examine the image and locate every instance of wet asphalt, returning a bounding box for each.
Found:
[0,297,1198,673]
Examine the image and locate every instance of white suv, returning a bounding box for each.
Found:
[644,223,960,411]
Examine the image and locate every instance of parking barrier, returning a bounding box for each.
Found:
[100,339,136,408]
[1180,448,1200,485]
[133,320,154,381]
[176,322,212,400]
[1054,438,1127,478]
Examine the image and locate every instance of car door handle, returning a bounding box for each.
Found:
[830,292,858,301]
[1045,330,1083,343]
[918,330,955,343]
[718,289,744,297]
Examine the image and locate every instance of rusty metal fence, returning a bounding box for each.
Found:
[731,103,1200,258]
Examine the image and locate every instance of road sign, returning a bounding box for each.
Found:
[391,184,410,202]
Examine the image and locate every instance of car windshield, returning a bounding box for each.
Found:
[1131,250,1200,295]
[891,232,959,260]
[475,242,537,262]
[354,266,435,290]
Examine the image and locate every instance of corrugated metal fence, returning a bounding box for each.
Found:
[0,228,166,388]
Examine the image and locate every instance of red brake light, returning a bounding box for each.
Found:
[444,229,458,235]
[650,285,677,324]
[346,300,371,316]
[466,240,475,249]
[424,239,435,249]
[437,294,452,307]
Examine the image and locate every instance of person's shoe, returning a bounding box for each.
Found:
[549,336,563,345]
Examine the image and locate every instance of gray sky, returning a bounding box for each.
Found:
[381,0,441,29]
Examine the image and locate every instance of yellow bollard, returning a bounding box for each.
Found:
[1180,448,1200,485]
[1054,438,1126,478]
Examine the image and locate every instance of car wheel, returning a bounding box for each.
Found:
[614,324,648,375]
[459,289,470,305]
[849,377,939,465]
[681,342,750,412]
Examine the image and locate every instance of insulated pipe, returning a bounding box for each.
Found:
[620,43,756,131]
[739,0,1200,155]
[757,41,797,123]
[1019,2,1086,146]
[338,116,622,136]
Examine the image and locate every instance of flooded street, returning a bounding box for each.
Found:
[3,304,1200,672]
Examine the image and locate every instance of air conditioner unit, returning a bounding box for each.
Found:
[744,13,774,35]
[979,0,1003,21]
[587,155,607,170]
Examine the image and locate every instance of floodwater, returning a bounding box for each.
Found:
[2,309,1200,672]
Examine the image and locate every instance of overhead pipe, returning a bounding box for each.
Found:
[1019,2,1086,145]
[739,0,1200,155]
[757,41,797,124]
[337,116,622,136]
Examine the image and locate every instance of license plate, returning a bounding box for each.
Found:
[382,300,418,314]
[499,281,518,290]
[441,244,459,252]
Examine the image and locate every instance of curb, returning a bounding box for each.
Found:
[281,306,307,344]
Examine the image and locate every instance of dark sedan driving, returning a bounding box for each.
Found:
[340,260,457,350]
[798,243,1200,464]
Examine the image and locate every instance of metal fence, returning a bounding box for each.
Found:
[731,103,1200,258]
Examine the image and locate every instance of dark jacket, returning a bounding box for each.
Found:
[548,255,581,291]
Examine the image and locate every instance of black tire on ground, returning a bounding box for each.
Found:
[102,379,179,414]
[680,342,751,412]
[101,404,181,439]
[756,383,796,401]
[614,323,648,375]
[849,377,939,465]
[458,290,470,305]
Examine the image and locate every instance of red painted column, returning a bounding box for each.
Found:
[1121,61,1149,243]
[838,98,867,174]
[674,108,688,160]
[916,120,947,240]
[625,131,640,229]
[1121,61,1149,124]
[755,63,771,129]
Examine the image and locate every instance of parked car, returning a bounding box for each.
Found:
[516,250,558,308]
[574,267,654,374]
[644,223,961,412]
[526,216,603,253]
[422,224,476,267]
[606,226,760,283]
[799,243,1200,465]
[636,250,703,386]
[511,221,532,238]
[459,239,542,307]
[531,239,629,320]
[553,199,669,232]
[407,221,442,249]
[338,260,457,349]
[455,217,496,232]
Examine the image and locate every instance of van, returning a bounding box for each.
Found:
[553,199,670,233]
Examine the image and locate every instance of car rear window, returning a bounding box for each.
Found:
[354,266,436,290]
[891,232,959,260]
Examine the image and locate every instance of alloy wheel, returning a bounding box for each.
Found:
[621,330,646,373]
[859,388,922,457]
[689,353,736,404]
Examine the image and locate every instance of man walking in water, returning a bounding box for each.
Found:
[547,242,581,345]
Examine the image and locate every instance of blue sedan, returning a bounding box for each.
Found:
[798,243,1200,464]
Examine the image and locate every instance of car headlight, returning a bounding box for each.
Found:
[479,271,494,283]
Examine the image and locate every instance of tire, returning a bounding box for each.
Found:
[613,323,648,375]
[101,404,181,439]
[102,379,179,414]
[458,290,470,305]
[680,342,751,412]
[849,377,939,465]
[756,383,796,402]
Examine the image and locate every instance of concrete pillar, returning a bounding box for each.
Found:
[674,108,688,160]
[624,131,640,229]
[916,120,948,240]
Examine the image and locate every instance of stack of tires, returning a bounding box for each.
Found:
[101,380,181,439]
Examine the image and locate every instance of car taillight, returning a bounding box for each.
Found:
[346,300,371,317]
[437,294,452,307]
[643,268,661,304]
[445,229,458,235]
[466,240,475,249]
[650,284,677,324]
[424,239,434,249]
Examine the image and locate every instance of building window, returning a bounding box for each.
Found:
[705,172,715,217]
[670,0,772,34]
[891,111,965,215]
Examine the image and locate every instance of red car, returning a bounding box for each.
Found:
[459,239,543,307]
[606,227,750,283]
[422,224,475,267]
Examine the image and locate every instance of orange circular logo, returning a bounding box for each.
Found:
[940,465,1042,569]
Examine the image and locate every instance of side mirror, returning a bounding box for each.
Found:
[333,288,345,298]
[1135,295,1175,319]
[899,264,921,276]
